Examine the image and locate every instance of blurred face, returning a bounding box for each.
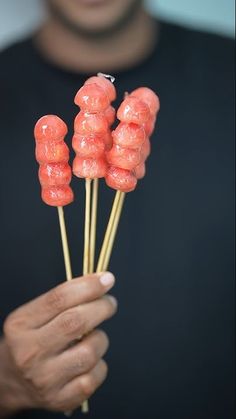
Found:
[47,0,143,37]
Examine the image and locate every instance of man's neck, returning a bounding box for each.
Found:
[35,9,158,74]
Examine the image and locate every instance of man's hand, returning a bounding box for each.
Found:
[0,272,117,416]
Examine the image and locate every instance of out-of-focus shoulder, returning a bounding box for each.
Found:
[161,20,234,65]
[0,38,32,58]
[0,38,33,78]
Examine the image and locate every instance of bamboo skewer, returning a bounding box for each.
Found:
[102,192,125,272]
[83,178,92,275]
[81,178,92,414]
[96,190,122,273]
[89,178,99,273]
[57,206,73,281]
[81,399,89,414]
[57,206,73,417]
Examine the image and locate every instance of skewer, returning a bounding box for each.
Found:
[89,178,99,273]
[96,190,122,273]
[57,206,74,417]
[81,178,92,414]
[57,206,73,281]
[81,399,89,414]
[102,192,125,272]
[83,178,92,275]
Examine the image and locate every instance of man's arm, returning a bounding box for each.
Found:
[0,272,116,417]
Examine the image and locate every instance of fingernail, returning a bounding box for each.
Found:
[100,272,115,287]
[108,295,118,308]
[64,411,73,417]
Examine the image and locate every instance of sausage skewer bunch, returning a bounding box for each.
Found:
[33,77,159,414]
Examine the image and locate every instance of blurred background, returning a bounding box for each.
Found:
[0,0,235,50]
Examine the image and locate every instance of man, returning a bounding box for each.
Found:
[0,0,234,418]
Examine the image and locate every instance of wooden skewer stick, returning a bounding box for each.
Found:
[57,206,73,281]
[57,206,74,418]
[96,190,122,273]
[83,178,92,276]
[102,192,125,272]
[81,178,92,414]
[81,400,89,414]
[89,178,99,273]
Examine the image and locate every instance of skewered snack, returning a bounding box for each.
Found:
[98,88,159,272]
[35,115,74,207]
[99,96,147,272]
[72,74,116,414]
[33,78,159,415]
[34,115,73,280]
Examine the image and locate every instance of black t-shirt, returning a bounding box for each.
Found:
[0,21,234,419]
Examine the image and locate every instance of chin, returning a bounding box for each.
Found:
[48,0,142,37]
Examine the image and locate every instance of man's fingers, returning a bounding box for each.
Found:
[43,330,109,387]
[56,359,108,411]
[38,295,117,354]
[7,272,115,329]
